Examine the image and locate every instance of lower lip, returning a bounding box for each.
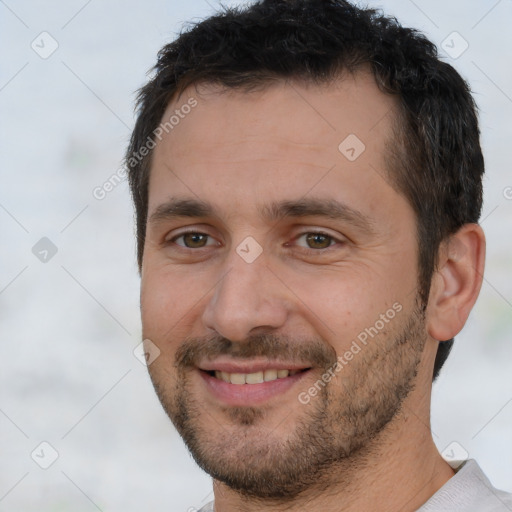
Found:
[199,370,310,406]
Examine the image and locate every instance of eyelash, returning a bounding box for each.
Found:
[167,230,343,252]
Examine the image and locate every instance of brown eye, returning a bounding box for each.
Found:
[174,232,212,248]
[304,232,334,249]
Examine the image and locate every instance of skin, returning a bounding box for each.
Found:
[140,71,485,511]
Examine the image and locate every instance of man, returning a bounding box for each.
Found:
[125,0,512,510]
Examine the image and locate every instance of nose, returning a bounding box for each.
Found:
[201,249,289,342]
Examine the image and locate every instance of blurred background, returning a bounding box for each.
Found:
[0,0,510,510]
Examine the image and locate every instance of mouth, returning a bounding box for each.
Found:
[205,368,308,384]
[197,361,312,406]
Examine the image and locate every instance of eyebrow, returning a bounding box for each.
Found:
[148,196,375,234]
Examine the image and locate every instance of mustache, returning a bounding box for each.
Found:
[175,333,337,369]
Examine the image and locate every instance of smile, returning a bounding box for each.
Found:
[198,362,312,406]
[212,369,303,384]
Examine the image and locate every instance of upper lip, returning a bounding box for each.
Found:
[198,358,312,374]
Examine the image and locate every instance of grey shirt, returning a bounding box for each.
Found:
[197,460,512,511]
[417,459,512,511]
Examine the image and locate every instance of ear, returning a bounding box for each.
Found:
[426,224,486,341]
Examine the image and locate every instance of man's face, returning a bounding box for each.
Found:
[141,73,428,498]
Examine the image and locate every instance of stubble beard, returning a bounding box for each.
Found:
[148,304,427,501]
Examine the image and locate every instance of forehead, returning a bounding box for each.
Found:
[148,71,402,220]
[164,70,395,152]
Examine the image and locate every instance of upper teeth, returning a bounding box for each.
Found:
[214,369,299,384]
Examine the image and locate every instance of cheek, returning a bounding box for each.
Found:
[285,264,412,347]
[140,267,200,343]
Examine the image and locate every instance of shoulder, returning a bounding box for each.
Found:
[418,459,512,512]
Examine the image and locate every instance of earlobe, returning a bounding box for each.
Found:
[426,224,486,342]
